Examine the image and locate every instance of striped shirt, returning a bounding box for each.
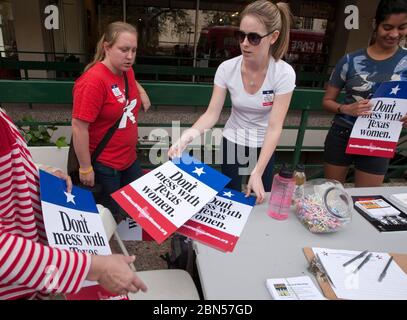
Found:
[0,110,91,300]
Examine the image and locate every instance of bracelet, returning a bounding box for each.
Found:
[337,104,343,114]
[79,166,93,175]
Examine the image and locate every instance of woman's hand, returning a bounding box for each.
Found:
[79,167,95,187]
[87,254,147,295]
[401,113,407,128]
[140,92,151,112]
[52,169,73,193]
[342,99,372,117]
[168,135,192,159]
[37,164,73,193]
[245,172,265,204]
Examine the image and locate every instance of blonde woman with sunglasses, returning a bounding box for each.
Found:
[169,1,295,204]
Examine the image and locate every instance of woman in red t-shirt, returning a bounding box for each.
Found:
[72,22,150,221]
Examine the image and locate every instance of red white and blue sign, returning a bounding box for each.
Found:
[39,170,126,300]
[346,81,407,158]
[177,188,255,252]
[111,153,231,244]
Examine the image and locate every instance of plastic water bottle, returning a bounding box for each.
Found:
[292,164,306,205]
[268,164,295,220]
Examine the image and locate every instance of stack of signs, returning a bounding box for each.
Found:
[177,188,255,252]
[111,153,230,244]
[116,217,153,241]
[346,81,407,158]
[39,170,126,300]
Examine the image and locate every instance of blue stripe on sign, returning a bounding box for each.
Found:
[373,81,407,99]
[171,153,230,192]
[40,170,99,213]
[217,188,256,206]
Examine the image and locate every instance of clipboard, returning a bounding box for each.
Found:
[303,247,407,300]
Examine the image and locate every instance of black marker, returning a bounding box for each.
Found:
[353,253,372,273]
[378,256,393,282]
[342,250,368,267]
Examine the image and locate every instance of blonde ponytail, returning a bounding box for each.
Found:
[84,22,138,72]
[241,1,293,61]
[85,34,106,71]
[273,2,292,60]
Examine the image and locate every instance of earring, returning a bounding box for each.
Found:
[370,30,377,45]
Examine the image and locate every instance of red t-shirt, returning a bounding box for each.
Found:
[72,62,141,170]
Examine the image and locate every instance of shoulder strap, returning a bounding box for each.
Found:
[91,72,129,163]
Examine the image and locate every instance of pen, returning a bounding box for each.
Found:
[342,250,369,267]
[316,253,335,288]
[353,253,372,273]
[378,256,393,282]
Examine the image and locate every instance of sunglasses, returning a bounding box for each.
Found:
[235,30,275,46]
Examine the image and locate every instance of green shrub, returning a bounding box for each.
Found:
[18,115,68,148]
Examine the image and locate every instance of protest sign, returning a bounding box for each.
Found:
[346,81,407,158]
[111,153,230,244]
[39,170,126,300]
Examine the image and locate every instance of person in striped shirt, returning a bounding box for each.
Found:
[0,108,147,299]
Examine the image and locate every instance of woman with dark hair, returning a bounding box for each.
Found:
[323,0,407,187]
[169,1,295,204]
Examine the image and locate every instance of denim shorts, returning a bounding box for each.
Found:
[324,123,390,175]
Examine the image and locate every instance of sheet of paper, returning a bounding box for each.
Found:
[266,276,325,300]
[312,247,407,300]
[389,193,407,213]
[355,199,401,218]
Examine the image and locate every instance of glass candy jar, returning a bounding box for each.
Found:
[293,179,352,233]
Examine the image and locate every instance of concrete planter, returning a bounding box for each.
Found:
[28,146,69,170]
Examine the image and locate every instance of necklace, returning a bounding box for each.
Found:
[243,65,266,88]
